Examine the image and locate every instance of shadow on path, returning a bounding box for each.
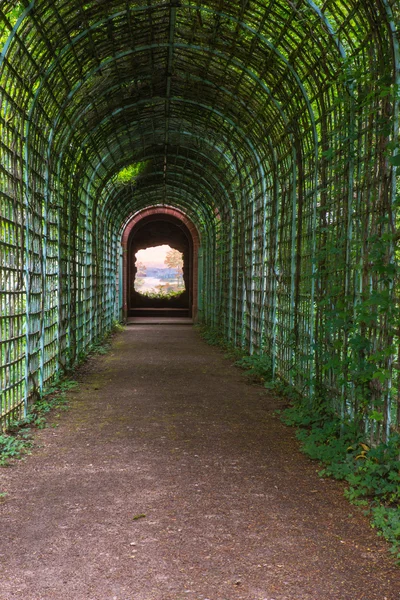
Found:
[0,325,399,600]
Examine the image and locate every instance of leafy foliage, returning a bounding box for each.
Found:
[197,326,246,362]
[0,433,31,466]
[115,162,147,184]
[282,399,400,560]
[235,354,273,383]
[139,289,183,300]
[164,248,183,272]
[0,322,122,466]
[199,323,400,561]
[0,377,76,466]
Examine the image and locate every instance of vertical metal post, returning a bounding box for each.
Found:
[271,157,280,379]
[289,152,297,386]
[382,0,399,439]
[197,246,204,321]
[23,122,31,417]
[119,247,123,322]
[39,151,49,393]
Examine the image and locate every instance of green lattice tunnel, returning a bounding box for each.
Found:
[0,1,399,442]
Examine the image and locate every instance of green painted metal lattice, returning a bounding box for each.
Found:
[0,1,399,443]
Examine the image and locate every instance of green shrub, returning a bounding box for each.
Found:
[0,433,31,466]
[283,399,400,561]
[140,289,183,300]
[198,323,400,560]
[235,354,273,382]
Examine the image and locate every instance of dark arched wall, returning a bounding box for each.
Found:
[127,216,192,315]
[121,207,201,322]
[0,1,398,441]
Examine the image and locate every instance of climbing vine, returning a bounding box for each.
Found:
[0,2,399,455]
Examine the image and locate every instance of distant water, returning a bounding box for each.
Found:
[136,276,184,294]
[136,277,163,292]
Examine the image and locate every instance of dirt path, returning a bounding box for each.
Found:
[0,325,399,600]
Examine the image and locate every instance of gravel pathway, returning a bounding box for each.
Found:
[0,325,399,600]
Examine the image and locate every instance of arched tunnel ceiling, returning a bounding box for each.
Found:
[1,0,399,438]
[1,0,397,234]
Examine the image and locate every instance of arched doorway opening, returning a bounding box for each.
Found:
[129,219,191,317]
[121,208,200,320]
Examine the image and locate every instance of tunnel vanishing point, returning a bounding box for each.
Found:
[0,1,399,446]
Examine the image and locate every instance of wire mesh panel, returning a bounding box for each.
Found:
[0,132,25,425]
